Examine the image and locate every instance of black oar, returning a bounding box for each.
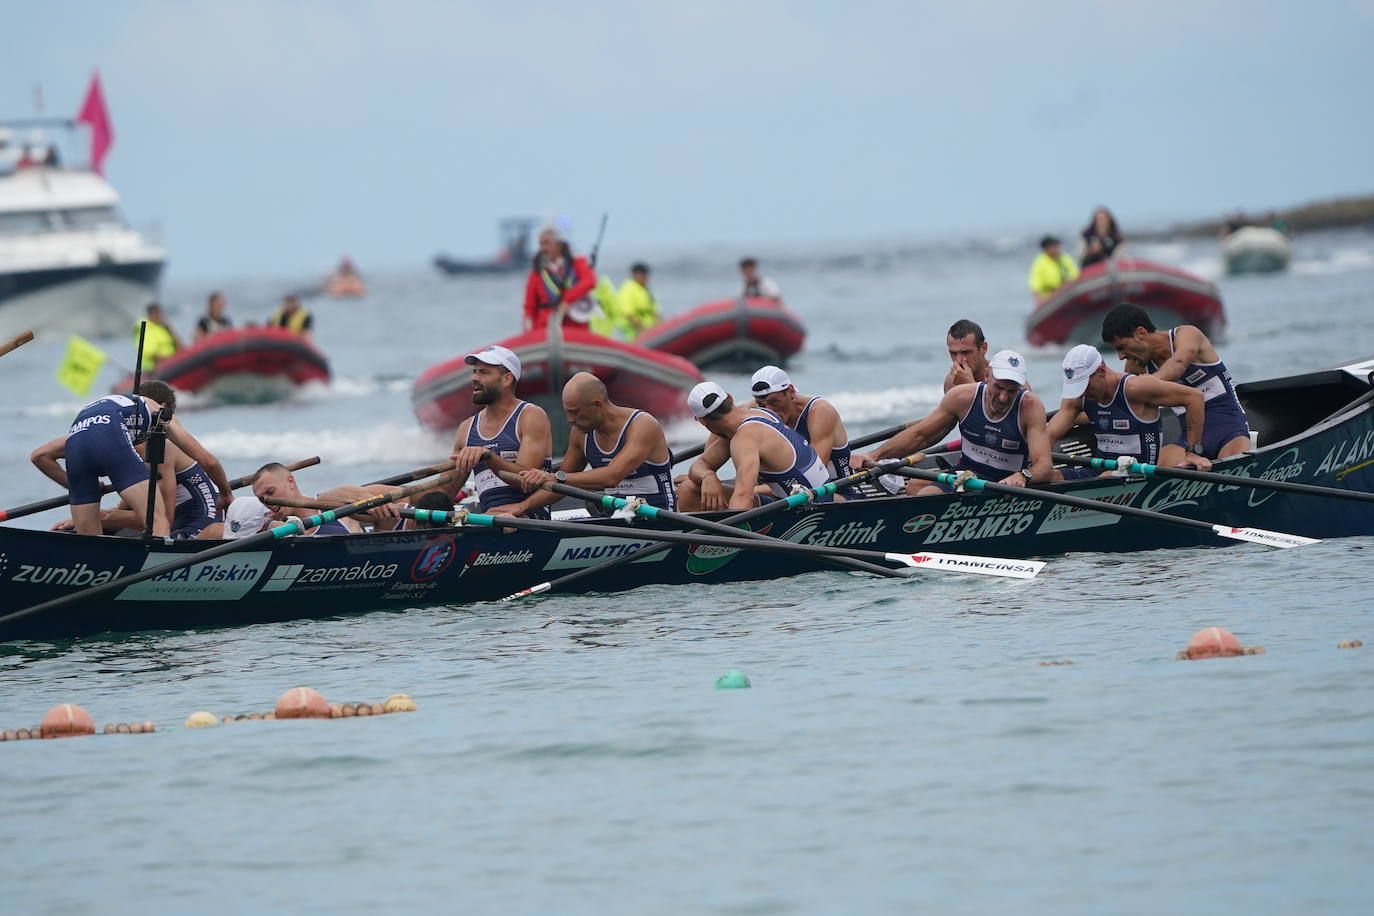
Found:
[672,419,931,467]
[0,456,322,523]
[1053,452,1374,505]
[504,440,964,599]
[404,507,1044,581]
[0,472,456,629]
[365,460,454,487]
[500,470,912,578]
[892,467,1319,549]
[0,330,34,358]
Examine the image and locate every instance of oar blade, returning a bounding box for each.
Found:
[1211,525,1321,549]
[886,551,1045,579]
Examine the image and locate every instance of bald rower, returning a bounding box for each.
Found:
[517,372,676,514]
[251,462,401,534]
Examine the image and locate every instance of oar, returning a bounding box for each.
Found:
[405,507,1045,581]
[1053,452,1374,505]
[891,467,1319,549]
[365,460,455,487]
[499,470,913,578]
[504,441,965,600]
[0,472,457,629]
[0,330,34,358]
[671,420,936,467]
[0,456,322,523]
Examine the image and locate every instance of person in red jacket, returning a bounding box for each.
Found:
[523,226,598,331]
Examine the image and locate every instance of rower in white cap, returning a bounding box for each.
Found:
[749,365,864,493]
[678,381,831,511]
[1049,343,1211,477]
[852,349,1053,494]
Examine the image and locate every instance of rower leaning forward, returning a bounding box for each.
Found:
[852,349,1053,494]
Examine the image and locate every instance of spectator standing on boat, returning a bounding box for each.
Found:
[30,381,232,537]
[193,291,233,342]
[269,294,314,344]
[852,350,1053,495]
[251,462,400,534]
[1049,343,1212,476]
[617,263,662,339]
[523,227,597,332]
[445,345,554,519]
[516,372,676,515]
[135,303,182,369]
[1028,236,1080,304]
[1101,303,1252,461]
[679,382,830,511]
[1079,207,1124,269]
[739,258,782,301]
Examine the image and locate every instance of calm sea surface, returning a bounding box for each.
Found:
[2,229,1373,914]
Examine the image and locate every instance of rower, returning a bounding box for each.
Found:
[250,463,400,534]
[30,381,232,537]
[852,349,1053,494]
[445,345,553,519]
[749,365,859,488]
[516,372,675,514]
[678,382,830,511]
[1050,343,1212,477]
[269,294,314,344]
[50,438,223,538]
[943,318,993,392]
[1100,302,1252,461]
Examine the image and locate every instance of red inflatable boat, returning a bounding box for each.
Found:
[1026,258,1225,348]
[636,297,806,371]
[113,327,331,402]
[412,324,704,453]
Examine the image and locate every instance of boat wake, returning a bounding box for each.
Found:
[198,423,450,466]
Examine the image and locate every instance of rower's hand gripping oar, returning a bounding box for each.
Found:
[893,466,1319,549]
[0,471,458,628]
[1053,452,1374,506]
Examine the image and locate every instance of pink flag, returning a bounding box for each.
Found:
[75,72,114,175]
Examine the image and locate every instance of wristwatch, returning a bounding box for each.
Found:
[1019,468,1033,481]
[1186,442,1202,455]
[554,470,568,483]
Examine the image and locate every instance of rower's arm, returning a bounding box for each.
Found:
[514,405,553,473]
[727,428,764,511]
[687,435,730,485]
[862,391,964,463]
[31,436,70,489]
[1020,395,1054,484]
[165,419,233,509]
[1122,357,1149,376]
[521,443,590,511]
[566,415,658,490]
[805,400,839,466]
[1148,326,1205,382]
[1132,375,1207,453]
[1046,399,1088,443]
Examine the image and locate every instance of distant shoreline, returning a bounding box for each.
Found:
[1138,192,1374,240]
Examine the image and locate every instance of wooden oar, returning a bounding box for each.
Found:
[1053,453,1374,505]
[0,472,457,629]
[405,507,1045,581]
[891,467,1319,549]
[0,330,34,358]
[0,456,322,523]
[500,468,921,579]
[503,439,966,600]
[671,420,931,467]
[365,460,455,487]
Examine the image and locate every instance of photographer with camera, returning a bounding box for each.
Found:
[30,381,232,537]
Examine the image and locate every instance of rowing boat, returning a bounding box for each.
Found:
[2,357,1372,642]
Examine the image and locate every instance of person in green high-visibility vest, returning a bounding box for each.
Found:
[617,263,661,339]
[134,303,183,370]
[1027,235,1080,304]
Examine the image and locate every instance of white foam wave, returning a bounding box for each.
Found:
[827,385,945,422]
[294,376,413,401]
[1291,248,1374,276]
[198,423,450,466]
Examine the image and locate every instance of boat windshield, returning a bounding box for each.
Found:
[0,206,122,235]
[0,210,55,234]
[60,206,121,230]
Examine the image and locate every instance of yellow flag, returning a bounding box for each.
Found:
[56,335,107,397]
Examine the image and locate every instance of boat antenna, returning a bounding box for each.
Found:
[588,213,609,269]
[131,320,146,397]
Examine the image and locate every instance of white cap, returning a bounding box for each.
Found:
[1061,344,1104,400]
[224,496,271,540]
[750,365,792,396]
[464,344,521,381]
[688,381,731,419]
[987,349,1028,386]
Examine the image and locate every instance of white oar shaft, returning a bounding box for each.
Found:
[1211,525,1321,549]
[884,552,1045,579]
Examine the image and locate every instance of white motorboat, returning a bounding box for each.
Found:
[1222,225,1291,275]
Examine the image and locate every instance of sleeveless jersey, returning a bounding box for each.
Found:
[173,461,220,530]
[465,402,552,518]
[69,394,152,445]
[1083,376,1160,464]
[738,412,831,500]
[1145,328,1249,442]
[583,410,676,510]
[792,397,853,480]
[957,384,1028,478]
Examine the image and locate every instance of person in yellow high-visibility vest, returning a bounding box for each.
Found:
[1028,235,1080,304]
[616,263,662,340]
[268,294,315,344]
[134,303,182,370]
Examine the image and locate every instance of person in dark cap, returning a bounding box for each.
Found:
[1027,235,1080,304]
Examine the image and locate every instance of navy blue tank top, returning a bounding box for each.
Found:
[465,402,552,517]
[583,410,676,510]
[957,383,1028,478]
[792,397,853,480]
[1083,376,1161,464]
[173,461,220,524]
[69,394,152,444]
[738,411,830,499]
[1146,328,1248,440]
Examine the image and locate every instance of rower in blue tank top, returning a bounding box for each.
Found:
[1050,343,1214,477]
[513,373,676,516]
[680,381,831,511]
[749,365,860,491]
[448,345,555,519]
[1101,303,1251,462]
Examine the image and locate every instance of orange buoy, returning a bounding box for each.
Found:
[340,704,356,717]
[355,703,373,717]
[369,703,384,716]
[1182,627,1244,660]
[40,703,96,739]
[275,687,331,720]
[329,705,342,718]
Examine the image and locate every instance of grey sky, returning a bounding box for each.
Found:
[5,1,1371,283]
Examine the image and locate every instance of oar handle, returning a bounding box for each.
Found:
[364,460,457,487]
[0,330,34,358]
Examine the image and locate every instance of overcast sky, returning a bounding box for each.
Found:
[5,1,1371,283]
